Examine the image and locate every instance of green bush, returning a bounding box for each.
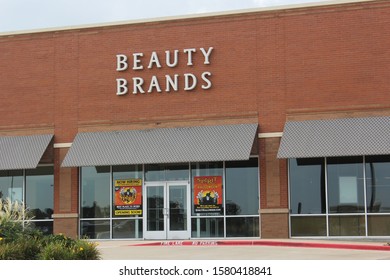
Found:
[0,237,42,260]
[0,232,101,260]
[38,241,75,260]
[72,239,101,260]
[0,198,101,260]
[0,242,25,260]
[38,237,100,260]
[42,233,77,248]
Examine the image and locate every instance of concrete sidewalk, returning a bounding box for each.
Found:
[96,239,390,260]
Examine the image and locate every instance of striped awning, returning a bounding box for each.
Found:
[61,123,258,167]
[277,116,390,158]
[0,134,53,170]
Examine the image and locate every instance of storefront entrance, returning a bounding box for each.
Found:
[144,181,190,239]
[78,159,260,240]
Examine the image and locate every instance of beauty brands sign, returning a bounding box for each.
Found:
[115,47,213,95]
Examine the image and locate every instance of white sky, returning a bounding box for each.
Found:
[0,0,325,33]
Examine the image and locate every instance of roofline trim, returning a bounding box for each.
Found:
[0,0,374,37]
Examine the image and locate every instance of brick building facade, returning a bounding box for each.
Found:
[1,0,390,239]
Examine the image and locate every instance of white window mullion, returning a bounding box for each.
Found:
[363,156,368,237]
[324,157,329,237]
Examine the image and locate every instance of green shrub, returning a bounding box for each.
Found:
[42,233,77,248]
[0,198,101,260]
[0,238,41,260]
[38,236,100,260]
[72,239,101,260]
[38,241,74,260]
[0,233,101,260]
[0,242,24,260]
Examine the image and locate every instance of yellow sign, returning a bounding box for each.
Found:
[114,210,142,216]
[115,179,142,187]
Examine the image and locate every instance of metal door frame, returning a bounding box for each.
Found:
[143,181,190,240]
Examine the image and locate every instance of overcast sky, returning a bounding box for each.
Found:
[0,0,327,33]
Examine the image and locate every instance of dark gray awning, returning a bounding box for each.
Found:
[0,134,53,170]
[277,116,390,158]
[61,123,258,167]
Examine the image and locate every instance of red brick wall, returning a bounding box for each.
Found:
[1,1,389,134]
[1,0,390,238]
[53,217,78,239]
[261,213,289,239]
[53,148,79,236]
[54,148,79,214]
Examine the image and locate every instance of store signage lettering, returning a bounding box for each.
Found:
[116,47,213,95]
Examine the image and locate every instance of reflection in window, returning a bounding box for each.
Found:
[0,170,23,203]
[0,167,53,234]
[290,155,390,237]
[145,164,165,181]
[145,163,189,181]
[81,165,145,239]
[146,185,164,231]
[327,157,364,213]
[165,164,189,181]
[80,220,110,239]
[289,158,325,214]
[31,221,53,235]
[191,217,224,238]
[169,185,187,231]
[113,165,142,181]
[26,166,54,219]
[113,219,143,239]
[225,159,259,215]
[367,215,390,236]
[329,215,365,236]
[365,155,390,213]
[290,216,326,237]
[81,166,110,218]
[226,217,259,237]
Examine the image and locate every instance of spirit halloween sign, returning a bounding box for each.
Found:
[194,176,223,213]
[116,47,213,95]
[114,179,142,216]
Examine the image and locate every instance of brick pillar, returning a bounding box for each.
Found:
[53,147,79,238]
[260,137,289,238]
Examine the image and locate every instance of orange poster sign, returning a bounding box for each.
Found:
[114,179,142,216]
[194,176,223,213]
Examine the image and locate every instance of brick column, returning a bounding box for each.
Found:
[53,147,79,238]
[259,136,289,238]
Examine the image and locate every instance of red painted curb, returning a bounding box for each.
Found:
[131,240,390,251]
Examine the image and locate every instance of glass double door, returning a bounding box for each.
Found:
[144,181,190,239]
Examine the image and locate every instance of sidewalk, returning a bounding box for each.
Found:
[96,239,390,260]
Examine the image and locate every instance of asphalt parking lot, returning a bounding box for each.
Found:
[97,239,390,260]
